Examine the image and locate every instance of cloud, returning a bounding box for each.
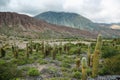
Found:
[0,0,120,23]
[0,0,10,6]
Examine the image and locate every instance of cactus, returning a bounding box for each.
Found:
[12,45,18,59]
[26,43,29,58]
[81,57,87,80]
[92,34,102,78]
[77,46,81,55]
[36,44,39,52]
[14,46,18,59]
[64,44,70,54]
[87,44,91,66]
[75,57,80,69]
[29,41,33,54]
[0,47,6,58]
[52,46,57,60]
[90,54,94,67]
[41,41,44,55]
[92,50,100,77]
[0,43,9,58]
[63,44,67,54]
[59,41,62,54]
[43,41,50,58]
[94,34,102,51]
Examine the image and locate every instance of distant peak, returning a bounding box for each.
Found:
[40,11,79,15]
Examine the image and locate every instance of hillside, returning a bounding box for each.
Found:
[34,11,98,31]
[0,12,97,39]
[34,11,120,38]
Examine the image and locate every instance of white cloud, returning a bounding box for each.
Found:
[0,0,120,23]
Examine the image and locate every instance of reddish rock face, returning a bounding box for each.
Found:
[0,12,97,38]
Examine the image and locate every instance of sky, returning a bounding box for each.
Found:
[0,0,120,23]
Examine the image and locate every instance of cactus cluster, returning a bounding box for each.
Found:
[43,41,52,58]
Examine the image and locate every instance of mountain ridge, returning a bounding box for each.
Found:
[34,11,120,38]
[0,12,97,39]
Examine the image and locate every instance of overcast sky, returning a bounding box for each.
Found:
[0,0,120,23]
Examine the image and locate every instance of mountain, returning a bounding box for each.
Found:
[97,23,120,30]
[34,11,120,38]
[34,11,100,31]
[0,12,97,39]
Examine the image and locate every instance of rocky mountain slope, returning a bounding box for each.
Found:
[0,12,97,39]
[34,11,98,31]
[34,11,120,38]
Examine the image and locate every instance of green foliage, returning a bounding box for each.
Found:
[62,58,74,64]
[11,58,34,66]
[0,60,22,80]
[101,54,120,75]
[73,71,81,79]
[69,46,82,55]
[61,67,70,72]
[61,62,71,68]
[27,68,40,76]
[56,55,63,61]
[38,59,48,64]
[47,77,71,80]
[102,46,119,58]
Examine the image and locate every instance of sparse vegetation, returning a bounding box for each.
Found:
[27,68,40,76]
[0,35,120,80]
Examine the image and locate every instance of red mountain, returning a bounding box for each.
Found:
[0,12,97,38]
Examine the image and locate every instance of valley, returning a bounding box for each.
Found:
[0,10,120,80]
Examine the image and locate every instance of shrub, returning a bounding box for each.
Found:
[11,58,28,66]
[73,71,81,79]
[61,67,70,72]
[102,46,119,58]
[27,68,39,76]
[69,47,81,55]
[61,62,71,68]
[38,59,47,64]
[0,60,22,80]
[101,54,120,75]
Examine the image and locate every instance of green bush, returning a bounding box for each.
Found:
[73,71,81,79]
[38,59,48,64]
[0,60,22,80]
[27,68,40,76]
[102,54,120,75]
[47,77,71,80]
[102,46,119,58]
[61,62,71,68]
[61,67,70,72]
